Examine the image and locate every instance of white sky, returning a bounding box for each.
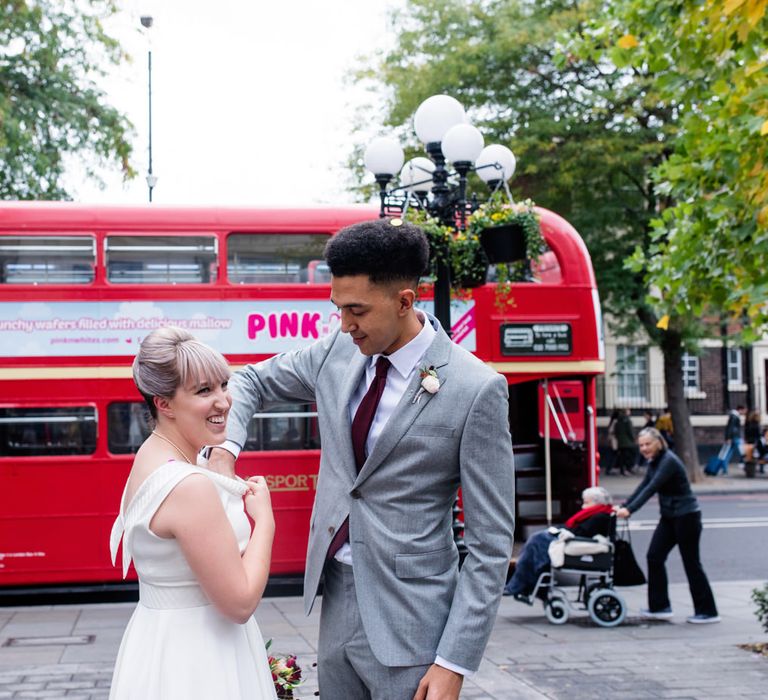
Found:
[70,0,399,206]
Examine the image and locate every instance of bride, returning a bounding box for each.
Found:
[109,327,277,699]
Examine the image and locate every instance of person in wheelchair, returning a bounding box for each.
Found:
[504,486,613,602]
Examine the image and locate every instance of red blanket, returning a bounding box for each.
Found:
[564,504,614,531]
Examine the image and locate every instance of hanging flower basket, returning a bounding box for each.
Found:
[403,209,487,290]
[479,222,527,264]
[468,196,545,268]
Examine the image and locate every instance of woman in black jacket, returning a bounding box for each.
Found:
[616,428,719,624]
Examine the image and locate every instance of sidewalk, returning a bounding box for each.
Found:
[599,466,768,500]
[1,579,767,699]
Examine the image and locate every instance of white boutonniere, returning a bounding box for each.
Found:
[413,365,440,404]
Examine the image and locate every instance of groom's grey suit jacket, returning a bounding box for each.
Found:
[226,316,515,671]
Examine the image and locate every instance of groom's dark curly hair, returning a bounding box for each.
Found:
[324,218,429,287]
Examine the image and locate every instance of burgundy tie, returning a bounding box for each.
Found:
[327,356,391,560]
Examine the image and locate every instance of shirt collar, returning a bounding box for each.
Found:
[372,311,436,380]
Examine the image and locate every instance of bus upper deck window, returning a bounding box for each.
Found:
[227,233,330,284]
[105,235,218,284]
[0,407,97,456]
[0,236,95,285]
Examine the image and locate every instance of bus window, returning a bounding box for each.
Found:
[0,236,95,284]
[227,233,330,284]
[108,402,152,454]
[243,404,321,451]
[0,407,97,456]
[105,235,218,284]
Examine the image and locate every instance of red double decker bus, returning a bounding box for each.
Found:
[0,202,603,592]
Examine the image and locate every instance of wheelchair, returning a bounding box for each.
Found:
[520,519,627,627]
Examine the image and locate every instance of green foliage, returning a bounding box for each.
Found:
[752,582,768,634]
[402,207,488,290]
[583,0,768,340]
[467,194,545,284]
[352,0,668,339]
[0,0,134,199]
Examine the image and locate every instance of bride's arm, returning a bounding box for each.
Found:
[151,474,275,623]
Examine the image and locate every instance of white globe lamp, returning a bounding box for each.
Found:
[400,157,435,193]
[413,95,466,145]
[364,137,405,177]
[476,144,516,184]
[442,124,485,166]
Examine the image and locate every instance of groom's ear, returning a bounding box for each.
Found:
[397,287,416,315]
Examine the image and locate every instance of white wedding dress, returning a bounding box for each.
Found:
[109,460,277,700]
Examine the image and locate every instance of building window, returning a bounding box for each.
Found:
[681,353,700,391]
[616,345,648,400]
[727,348,742,384]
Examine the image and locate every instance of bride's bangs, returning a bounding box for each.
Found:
[177,341,231,390]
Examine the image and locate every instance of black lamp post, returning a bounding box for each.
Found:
[140,15,157,202]
[362,95,517,335]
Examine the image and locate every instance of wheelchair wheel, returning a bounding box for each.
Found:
[587,588,626,627]
[544,594,569,625]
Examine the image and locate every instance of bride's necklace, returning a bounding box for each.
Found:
[151,430,193,464]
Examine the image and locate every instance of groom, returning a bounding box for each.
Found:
[211,219,515,699]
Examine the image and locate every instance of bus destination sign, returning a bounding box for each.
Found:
[500,323,572,356]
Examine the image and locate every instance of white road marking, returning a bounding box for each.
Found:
[628,517,768,531]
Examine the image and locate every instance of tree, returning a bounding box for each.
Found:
[618,1,768,332]
[354,0,768,479]
[575,0,768,473]
[354,0,702,474]
[0,0,134,199]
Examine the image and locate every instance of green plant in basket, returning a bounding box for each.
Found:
[467,194,545,285]
[403,208,487,291]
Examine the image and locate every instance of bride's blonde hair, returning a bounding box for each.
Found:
[132,326,230,418]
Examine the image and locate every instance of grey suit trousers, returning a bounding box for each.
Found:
[319,560,431,700]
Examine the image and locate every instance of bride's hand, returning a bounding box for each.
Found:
[244,476,274,525]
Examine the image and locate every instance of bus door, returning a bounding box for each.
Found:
[537,379,588,527]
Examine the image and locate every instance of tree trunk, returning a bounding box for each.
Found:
[659,329,703,482]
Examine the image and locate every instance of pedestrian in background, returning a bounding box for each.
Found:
[655,407,675,451]
[721,405,746,472]
[604,409,620,475]
[614,408,636,475]
[753,427,768,475]
[616,427,720,624]
[743,408,761,463]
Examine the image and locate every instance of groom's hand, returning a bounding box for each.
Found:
[412,664,463,700]
[207,446,236,477]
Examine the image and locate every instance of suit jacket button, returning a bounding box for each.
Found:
[351,489,362,499]
[328,526,335,535]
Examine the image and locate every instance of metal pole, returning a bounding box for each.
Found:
[425,142,453,337]
[544,379,552,526]
[147,49,154,203]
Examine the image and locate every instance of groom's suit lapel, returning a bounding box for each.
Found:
[333,350,368,477]
[354,328,452,486]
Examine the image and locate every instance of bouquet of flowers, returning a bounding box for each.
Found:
[266,640,302,699]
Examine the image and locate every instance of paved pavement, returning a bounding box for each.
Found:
[1,578,767,699]
[1,470,766,699]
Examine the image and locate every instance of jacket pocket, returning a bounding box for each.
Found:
[407,424,456,439]
[395,546,455,579]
